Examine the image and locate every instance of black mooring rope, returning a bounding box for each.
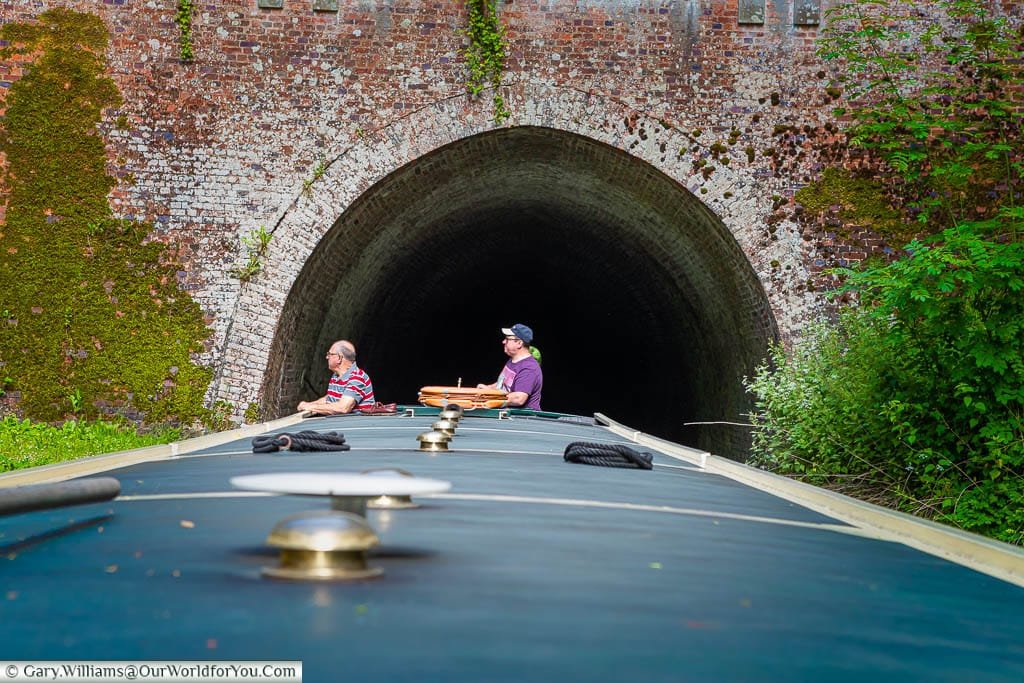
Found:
[563,441,653,470]
[252,431,350,453]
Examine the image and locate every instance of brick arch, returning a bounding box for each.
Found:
[219,85,813,456]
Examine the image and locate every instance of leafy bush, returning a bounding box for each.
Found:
[750,0,1024,545]
[0,416,180,472]
[746,313,908,508]
[844,229,1023,541]
[749,229,1024,543]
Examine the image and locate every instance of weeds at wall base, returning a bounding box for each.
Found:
[0,415,181,472]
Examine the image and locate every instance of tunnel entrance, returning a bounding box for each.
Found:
[263,127,778,458]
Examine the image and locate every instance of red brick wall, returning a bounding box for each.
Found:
[1,1,1018,421]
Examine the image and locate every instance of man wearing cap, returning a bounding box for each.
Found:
[477,323,543,410]
[297,339,376,415]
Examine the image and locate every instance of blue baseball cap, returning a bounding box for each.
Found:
[501,323,534,344]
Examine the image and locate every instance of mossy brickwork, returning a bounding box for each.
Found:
[0,9,211,424]
[794,168,905,242]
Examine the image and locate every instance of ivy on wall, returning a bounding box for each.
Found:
[0,9,212,424]
[176,0,195,62]
[463,0,510,124]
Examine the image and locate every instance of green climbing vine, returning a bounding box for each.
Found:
[0,9,212,424]
[175,0,195,62]
[463,0,510,124]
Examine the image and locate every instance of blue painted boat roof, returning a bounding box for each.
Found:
[2,409,1022,681]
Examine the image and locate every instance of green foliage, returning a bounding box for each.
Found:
[229,226,273,283]
[243,402,262,424]
[746,315,909,505]
[794,168,906,241]
[176,0,195,62]
[205,400,236,432]
[0,415,181,472]
[751,0,1024,544]
[67,388,84,415]
[463,0,511,124]
[749,230,1024,542]
[818,0,1023,236]
[0,10,212,425]
[301,158,327,199]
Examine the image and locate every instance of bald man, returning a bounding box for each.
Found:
[297,340,376,415]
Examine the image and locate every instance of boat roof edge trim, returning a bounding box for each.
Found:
[596,411,1024,589]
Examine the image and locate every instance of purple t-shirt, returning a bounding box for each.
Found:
[497,355,543,411]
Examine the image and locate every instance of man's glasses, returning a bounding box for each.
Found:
[503,337,520,343]
[326,352,341,358]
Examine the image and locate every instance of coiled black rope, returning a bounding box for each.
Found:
[252,431,350,453]
[563,441,653,470]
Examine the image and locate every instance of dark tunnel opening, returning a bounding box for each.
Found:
[264,127,778,459]
[361,209,701,434]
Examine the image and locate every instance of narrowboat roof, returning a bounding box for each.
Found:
[2,408,1023,681]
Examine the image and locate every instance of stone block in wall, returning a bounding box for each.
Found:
[794,0,822,25]
[738,0,765,24]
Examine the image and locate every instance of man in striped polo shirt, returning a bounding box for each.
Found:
[297,340,376,415]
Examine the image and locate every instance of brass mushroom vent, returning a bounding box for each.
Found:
[262,510,383,581]
[432,419,457,437]
[438,408,462,423]
[362,468,419,509]
[417,430,451,452]
[231,472,453,581]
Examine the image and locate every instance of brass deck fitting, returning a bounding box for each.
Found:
[362,468,419,509]
[432,419,457,437]
[417,430,451,452]
[438,408,461,423]
[262,510,383,581]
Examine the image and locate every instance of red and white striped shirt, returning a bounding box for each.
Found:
[326,364,375,409]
